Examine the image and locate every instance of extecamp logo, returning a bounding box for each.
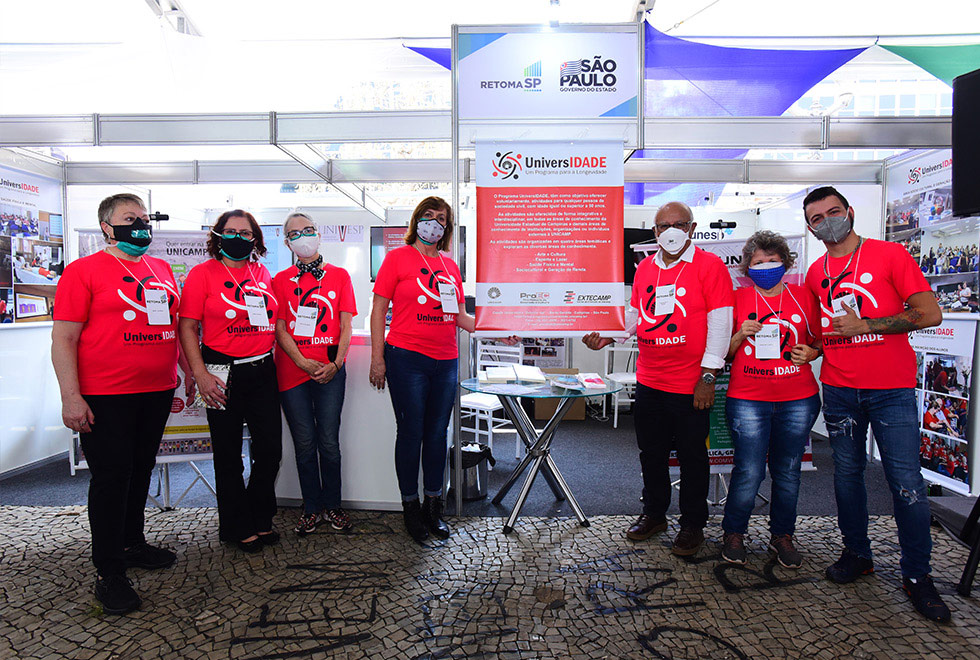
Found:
[480,60,542,91]
[559,55,618,92]
[491,151,523,180]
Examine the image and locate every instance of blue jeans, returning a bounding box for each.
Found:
[722,395,820,537]
[280,367,346,514]
[384,344,457,501]
[822,384,932,578]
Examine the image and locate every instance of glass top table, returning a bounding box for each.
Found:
[460,376,623,533]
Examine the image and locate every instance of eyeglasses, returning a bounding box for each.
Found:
[286,226,318,240]
[656,221,691,231]
[216,229,254,240]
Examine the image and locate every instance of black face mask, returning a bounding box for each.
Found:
[109,218,153,247]
[215,232,254,261]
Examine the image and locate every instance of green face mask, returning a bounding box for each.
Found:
[116,240,150,256]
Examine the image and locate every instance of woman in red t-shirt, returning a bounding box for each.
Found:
[720,231,822,569]
[178,210,281,553]
[272,213,357,537]
[368,197,472,544]
[52,193,190,615]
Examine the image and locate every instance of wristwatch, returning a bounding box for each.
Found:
[700,372,717,385]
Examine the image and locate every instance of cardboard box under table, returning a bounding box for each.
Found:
[533,368,586,421]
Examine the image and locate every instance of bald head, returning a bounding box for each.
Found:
[654,201,694,227]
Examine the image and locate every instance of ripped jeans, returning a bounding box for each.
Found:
[822,384,932,578]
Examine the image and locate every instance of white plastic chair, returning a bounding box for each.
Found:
[461,340,524,461]
[603,340,638,428]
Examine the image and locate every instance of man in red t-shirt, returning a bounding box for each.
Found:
[803,186,948,622]
[583,202,733,557]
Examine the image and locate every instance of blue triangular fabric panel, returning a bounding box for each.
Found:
[600,96,638,118]
[405,45,452,70]
[628,23,868,206]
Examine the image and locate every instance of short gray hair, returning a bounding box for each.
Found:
[283,212,314,234]
[739,230,795,275]
[97,193,146,240]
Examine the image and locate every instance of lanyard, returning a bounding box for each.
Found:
[107,250,173,299]
[823,237,865,281]
[413,244,453,287]
[654,259,688,290]
[221,260,256,297]
[295,269,323,311]
[754,285,784,323]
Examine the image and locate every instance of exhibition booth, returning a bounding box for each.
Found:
[2,18,978,517]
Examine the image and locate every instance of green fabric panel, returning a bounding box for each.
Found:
[882,44,980,85]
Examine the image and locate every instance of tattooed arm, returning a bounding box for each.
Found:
[827,291,942,337]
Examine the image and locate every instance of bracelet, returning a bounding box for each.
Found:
[334,360,342,371]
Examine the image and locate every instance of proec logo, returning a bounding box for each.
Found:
[560,55,617,93]
[479,60,542,92]
[520,292,550,305]
[492,151,523,180]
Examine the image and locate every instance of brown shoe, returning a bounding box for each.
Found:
[769,534,803,569]
[671,527,705,556]
[625,514,668,541]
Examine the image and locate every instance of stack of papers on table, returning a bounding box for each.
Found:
[578,373,606,389]
[549,374,585,390]
[512,364,546,383]
[479,365,516,383]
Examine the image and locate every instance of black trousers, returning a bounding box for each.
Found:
[634,383,710,529]
[203,349,282,542]
[80,388,174,576]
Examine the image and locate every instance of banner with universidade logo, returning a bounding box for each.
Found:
[885,149,979,318]
[457,28,639,120]
[474,140,625,337]
[910,318,976,495]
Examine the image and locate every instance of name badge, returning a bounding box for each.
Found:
[244,295,269,327]
[654,284,675,316]
[754,323,781,360]
[438,282,459,314]
[294,305,318,337]
[831,293,859,318]
[144,289,171,326]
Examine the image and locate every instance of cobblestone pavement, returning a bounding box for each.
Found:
[3,506,979,660]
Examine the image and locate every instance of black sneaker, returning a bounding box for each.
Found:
[294,513,320,536]
[825,548,875,584]
[122,543,177,570]
[721,532,747,565]
[903,575,952,623]
[258,530,280,546]
[94,574,141,615]
[323,508,353,532]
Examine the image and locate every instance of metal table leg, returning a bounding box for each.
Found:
[494,396,585,533]
[494,396,564,502]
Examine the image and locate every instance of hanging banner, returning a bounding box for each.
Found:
[475,140,625,337]
[1,164,64,324]
[78,229,213,439]
[634,234,812,471]
[911,319,975,494]
[885,149,979,318]
[457,27,639,121]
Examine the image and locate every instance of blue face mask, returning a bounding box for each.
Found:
[747,262,786,290]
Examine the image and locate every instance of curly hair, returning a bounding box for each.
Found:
[739,230,795,275]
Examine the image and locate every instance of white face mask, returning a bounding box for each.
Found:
[657,226,690,255]
[288,234,319,259]
[417,218,446,245]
